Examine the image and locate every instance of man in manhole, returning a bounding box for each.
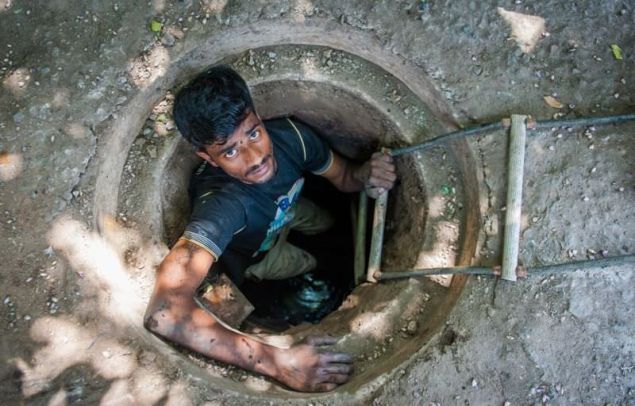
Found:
[144,66,396,392]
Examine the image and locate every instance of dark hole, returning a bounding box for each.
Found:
[438,327,458,352]
[240,173,356,329]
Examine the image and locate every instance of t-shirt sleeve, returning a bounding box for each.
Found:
[286,118,334,175]
[182,191,246,260]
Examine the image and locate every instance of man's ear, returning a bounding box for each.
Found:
[195,149,219,167]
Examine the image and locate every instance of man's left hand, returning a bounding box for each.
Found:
[355,151,397,198]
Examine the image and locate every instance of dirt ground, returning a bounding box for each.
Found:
[0,0,633,405]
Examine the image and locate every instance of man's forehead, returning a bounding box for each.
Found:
[206,113,261,152]
[225,111,260,137]
[239,111,261,130]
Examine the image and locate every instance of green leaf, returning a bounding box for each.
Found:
[156,113,168,123]
[441,185,452,195]
[150,20,163,33]
[610,44,623,60]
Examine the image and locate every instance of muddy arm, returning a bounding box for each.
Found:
[144,238,353,392]
[321,152,396,195]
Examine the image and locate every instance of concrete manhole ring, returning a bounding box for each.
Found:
[92,21,480,401]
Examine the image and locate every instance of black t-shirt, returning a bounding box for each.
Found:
[183,118,333,283]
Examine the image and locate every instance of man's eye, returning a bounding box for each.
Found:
[249,130,260,141]
[224,149,237,158]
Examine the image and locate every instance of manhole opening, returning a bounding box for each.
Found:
[112,43,477,395]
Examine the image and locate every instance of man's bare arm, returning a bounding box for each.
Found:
[144,238,353,392]
[321,152,396,195]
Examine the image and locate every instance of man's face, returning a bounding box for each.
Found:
[196,111,277,184]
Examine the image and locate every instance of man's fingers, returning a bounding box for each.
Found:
[321,373,350,384]
[370,162,396,176]
[369,167,397,180]
[320,352,354,364]
[285,341,353,392]
[370,156,395,171]
[365,148,398,195]
[368,174,396,189]
[367,154,397,191]
[367,176,396,192]
[319,364,353,375]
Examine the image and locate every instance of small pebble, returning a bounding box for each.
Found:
[548,145,555,151]
[161,33,176,47]
[582,196,589,202]
[618,187,624,192]
[590,167,596,173]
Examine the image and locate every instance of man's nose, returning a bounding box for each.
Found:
[243,146,263,167]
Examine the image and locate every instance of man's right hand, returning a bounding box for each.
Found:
[274,336,353,392]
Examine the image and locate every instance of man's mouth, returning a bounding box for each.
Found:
[246,155,272,179]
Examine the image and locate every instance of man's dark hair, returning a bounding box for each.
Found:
[173,65,254,148]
